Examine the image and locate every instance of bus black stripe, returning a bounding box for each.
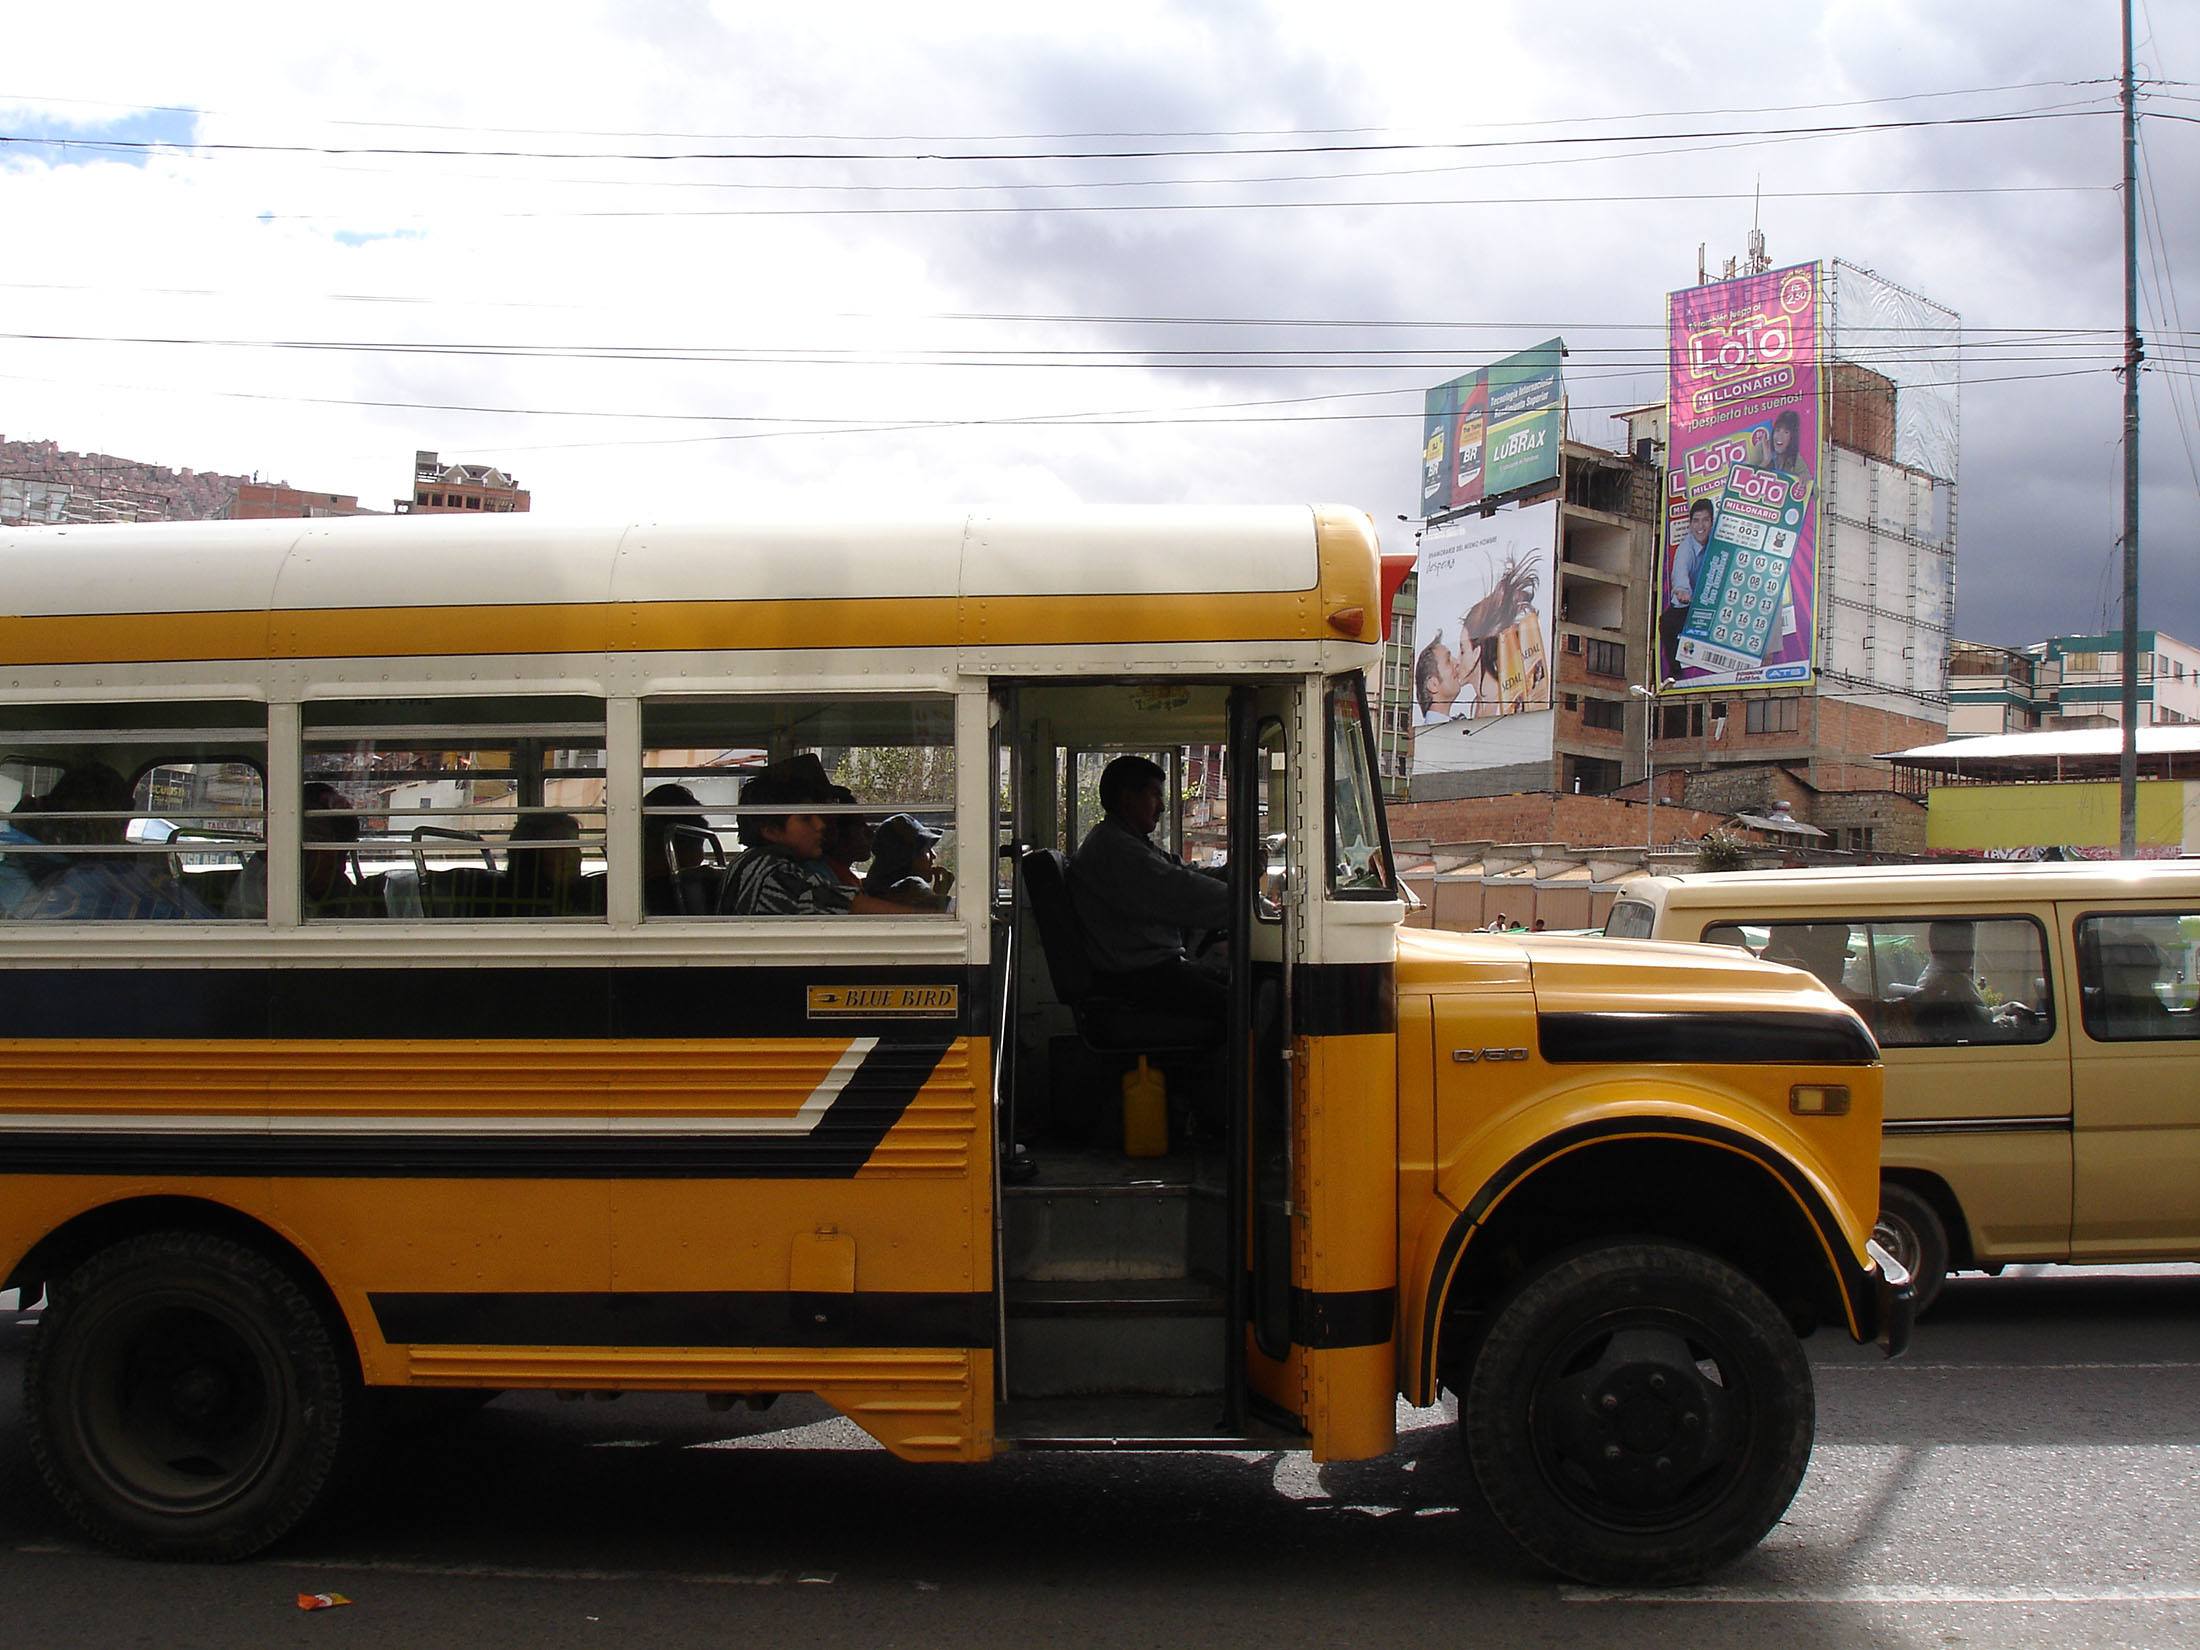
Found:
[368,1288,994,1348]
[0,964,988,1041]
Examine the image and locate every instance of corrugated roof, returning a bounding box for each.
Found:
[1882,725,2200,780]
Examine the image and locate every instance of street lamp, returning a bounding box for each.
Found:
[1630,680,1674,852]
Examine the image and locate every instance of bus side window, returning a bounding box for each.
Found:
[641,695,957,919]
[302,696,607,921]
[1,705,265,922]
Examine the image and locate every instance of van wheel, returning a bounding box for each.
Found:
[1461,1241,1814,1587]
[1873,1183,1949,1315]
[24,1231,351,1560]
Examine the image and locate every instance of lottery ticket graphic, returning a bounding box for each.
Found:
[1675,466,1816,677]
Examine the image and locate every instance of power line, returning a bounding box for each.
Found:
[0,77,2114,143]
[3,326,2171,372]
[0,364,2111,455]
[1,105,2117,165]
[241,182,2110,223]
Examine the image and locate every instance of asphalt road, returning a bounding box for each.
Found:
[1,1266,2194,1650]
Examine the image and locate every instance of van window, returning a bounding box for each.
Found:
[1603,900,1655,940]
[2075,912,2199,1042]
[1703,916,2053,1048]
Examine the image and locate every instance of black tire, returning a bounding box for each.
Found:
[1873,1182,1950,1316]
[24,1231,353,1560]
[1461,1240,1815,1587]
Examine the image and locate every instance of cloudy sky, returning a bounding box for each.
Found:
[2,1,2193,649]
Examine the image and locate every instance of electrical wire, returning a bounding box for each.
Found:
[0,105,2118,165]
[0,76,2117,143]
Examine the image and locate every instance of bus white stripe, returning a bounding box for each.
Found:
[0,1037,881,1140]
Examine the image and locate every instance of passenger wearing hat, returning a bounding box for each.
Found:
[718,755,911,917]
[863,813,953,912]
[720,755,852,917]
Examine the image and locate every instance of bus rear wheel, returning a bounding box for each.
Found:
[25,1231,352,1560]
[1461,1240,1814,1587]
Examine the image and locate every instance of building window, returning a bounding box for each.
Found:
[1584,639,1626,678]
[1659,702,1705,740]
[1561,693,1579,711]
[1563,633,1581,654]
[1581,698,1626,731]
[1745,696,1800,734]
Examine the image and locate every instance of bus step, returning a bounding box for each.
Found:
[1002,1277,1226,1399]
[1001,1185,1221,1284]
[995,1396,1308,1450]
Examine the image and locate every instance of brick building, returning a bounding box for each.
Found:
[218,482,378,520]
[398,450,529,514]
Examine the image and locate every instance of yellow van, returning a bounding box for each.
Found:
[1605,863,2200,1309]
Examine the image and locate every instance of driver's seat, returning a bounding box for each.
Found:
[1018,849,1217,1054]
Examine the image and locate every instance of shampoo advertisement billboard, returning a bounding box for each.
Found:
[1419,338,1565,517]
[1408,500,1558,779]
[1660,263,1823,693]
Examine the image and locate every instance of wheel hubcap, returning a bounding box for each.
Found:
[1533,1319,1748,1528]
[79,1301,283,1512]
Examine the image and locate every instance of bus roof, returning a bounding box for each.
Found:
[0,505,1384,671]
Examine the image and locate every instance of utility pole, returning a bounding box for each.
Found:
[2117,0,2143,856]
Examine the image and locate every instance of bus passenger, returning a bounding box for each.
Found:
[227,782,380,919]
[9,763,211,921]
[642,783,710,915]
[504,810,588,917]
[1069,754,1229,1028]
[863,813,953,911]
[0,796,52,916]
[721,759,853,917]
[817,784,875,888]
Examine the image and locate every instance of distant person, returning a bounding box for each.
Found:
[9,762,211,921]
[1530,917,1547,933]
[1069,754,1230,1027]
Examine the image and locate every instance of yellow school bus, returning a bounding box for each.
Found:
[0,506,1906,1585]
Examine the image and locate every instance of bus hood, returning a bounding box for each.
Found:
[1395,924,1869,1026]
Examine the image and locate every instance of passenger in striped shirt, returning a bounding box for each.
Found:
[720,757,855,917]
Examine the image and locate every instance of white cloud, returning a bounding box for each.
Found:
[1,0,2193,645]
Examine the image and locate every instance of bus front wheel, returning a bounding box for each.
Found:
[1461,1240,1814,1587]
[25,1230,352,1560]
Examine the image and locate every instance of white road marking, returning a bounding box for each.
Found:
[1566,1585,2200,1605]
[16,1541,794,1586]
[1815,1360,2200,1372]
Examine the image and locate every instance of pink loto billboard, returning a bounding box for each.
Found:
[1658,262,1823,692]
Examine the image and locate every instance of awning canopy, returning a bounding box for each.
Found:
[1883,725,2200,782]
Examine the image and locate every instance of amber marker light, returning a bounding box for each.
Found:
[1789,1084,1851,1116]
[1327,606,1366,637]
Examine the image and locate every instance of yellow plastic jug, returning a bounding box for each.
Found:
[1121,1056,1168,1158]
